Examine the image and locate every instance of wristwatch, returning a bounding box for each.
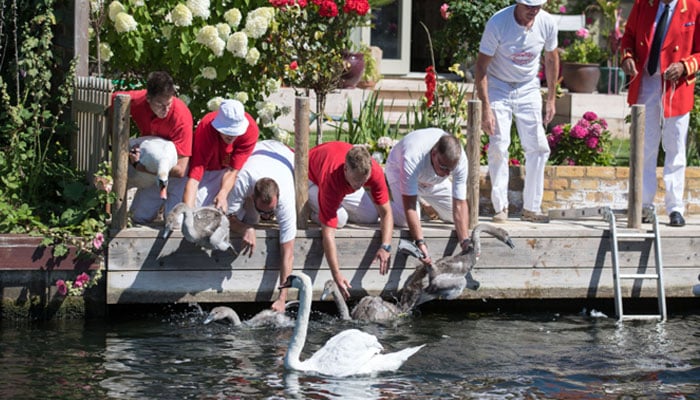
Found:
[414,238,425,246]
[380,243,391,252]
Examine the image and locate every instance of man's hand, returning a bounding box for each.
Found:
[271,297,286,313]
[417,242,432,265]
[213,194,228,213]
[544,98,556,126]
[241,226,256,257]
[663,62,685,82]
[621,57,637,78]
[482,107,496,136]
[333,273,352,299]
[374,248,390,275]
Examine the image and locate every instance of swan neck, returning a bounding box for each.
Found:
[333,285,351,320]
[182,207,201,241]
[285,278,313,370]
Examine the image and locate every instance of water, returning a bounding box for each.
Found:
[1,305,698,399]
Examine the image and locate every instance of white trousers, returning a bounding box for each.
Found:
[130,176,187,224]
[487,77,550,213]
[387,177,454,227]
[307,182,379,228]
[639,73,688,215]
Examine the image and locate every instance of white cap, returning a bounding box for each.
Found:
[212,99,249,136]
[515,0,547,6]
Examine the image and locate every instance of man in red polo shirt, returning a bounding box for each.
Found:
[117,71,193,223]
[183,99,259,211]
[308,142,393,299]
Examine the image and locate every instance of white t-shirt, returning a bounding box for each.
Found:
[228,140,297,244]
[384,128,468,200]
[479,5,558,83]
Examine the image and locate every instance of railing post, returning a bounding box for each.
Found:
[111,94,131,231]
[294,97,310,229]
[628,104,645,228]
[466,99,482,230]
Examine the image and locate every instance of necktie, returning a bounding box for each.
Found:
[647,4,670,76]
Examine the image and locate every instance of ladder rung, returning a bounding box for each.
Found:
[619,273,660,279]
[620,315,663,321]
[614,232,656,239]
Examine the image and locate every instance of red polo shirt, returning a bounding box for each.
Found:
[112,89,193,156]
[188,109,259,181]
[308,142,389,228]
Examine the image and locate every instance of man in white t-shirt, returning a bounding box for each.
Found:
[227,140,296,313]
[384,129,470,265]
[474,0,559,223]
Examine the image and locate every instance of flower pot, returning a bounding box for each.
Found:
[597,66,626,94]
[340,51,365,89]
[561,62,601,93]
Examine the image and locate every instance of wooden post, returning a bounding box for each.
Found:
[294,97,310,229]
[466,99,482,230]
[628,104,645,228]
[111,94,131,231]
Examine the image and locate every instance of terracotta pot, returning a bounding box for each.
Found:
[561,62,601,93]
[340,51,365,89]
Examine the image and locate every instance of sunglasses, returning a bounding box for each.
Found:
[255,204,275,218]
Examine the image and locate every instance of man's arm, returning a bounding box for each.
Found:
[452,198,470,250]
[183,177,200,208]
[229,214,256,257]
[402,194,432,265]
[373,201,393,274]
[322,224,351,299]
[271,239,294,312]
[170,156,189,178]
[213,168,239,212]
[474,52,495,136]
[543,49,559,126]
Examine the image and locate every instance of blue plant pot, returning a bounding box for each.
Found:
[598,67,626,94]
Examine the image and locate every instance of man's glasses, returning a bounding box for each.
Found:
[255,204,275,218]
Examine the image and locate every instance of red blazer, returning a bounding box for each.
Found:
[621,0,700,117]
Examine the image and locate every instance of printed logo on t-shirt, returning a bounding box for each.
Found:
[511,51,535,65]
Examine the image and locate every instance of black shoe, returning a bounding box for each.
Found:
[669,211,685,227]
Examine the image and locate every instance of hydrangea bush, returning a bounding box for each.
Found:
[96,0,288,139]
[547,112,614,166]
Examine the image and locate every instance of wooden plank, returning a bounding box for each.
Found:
[0,235,100,271]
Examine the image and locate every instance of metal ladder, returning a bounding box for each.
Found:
[603,206,666,322]
[548,206,667,322]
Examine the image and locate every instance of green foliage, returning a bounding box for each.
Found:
[432,0,511,65]
[687,79,700,166]
[560,33,608,65]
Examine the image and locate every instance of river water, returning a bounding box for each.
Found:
[1,303,698,399]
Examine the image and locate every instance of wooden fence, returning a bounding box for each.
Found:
[71,76,113,179]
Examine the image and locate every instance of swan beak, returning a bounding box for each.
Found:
[158,179,168,200]
[505,238,515,249]
[202,314,215,325]
[162,227,172,239]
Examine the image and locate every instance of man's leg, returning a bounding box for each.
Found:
[487,81,514,219]
[419,180,454,223]
[342,187,379,224]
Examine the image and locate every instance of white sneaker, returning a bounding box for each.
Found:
[493,209,508,223]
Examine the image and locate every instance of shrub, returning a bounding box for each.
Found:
[547,112,614,166]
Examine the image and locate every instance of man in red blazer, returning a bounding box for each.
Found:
[621,0,700,227]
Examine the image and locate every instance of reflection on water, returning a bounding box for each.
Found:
[1,306,698,399]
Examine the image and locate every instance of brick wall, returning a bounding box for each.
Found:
[477,165,700,216]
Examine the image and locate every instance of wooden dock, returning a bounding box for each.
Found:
[107,214,700,305]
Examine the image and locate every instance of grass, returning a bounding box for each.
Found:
[611,137,631,166]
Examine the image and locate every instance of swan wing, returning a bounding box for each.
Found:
[192,207,225,236]
[304,329,382,377]
[355,344,425,375]
[351,296,401,322]
[244,310,294,328]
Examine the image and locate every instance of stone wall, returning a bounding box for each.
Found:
[477,165,700,216]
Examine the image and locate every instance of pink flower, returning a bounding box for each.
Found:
[509,158,520,166]
[576,28,589,39]
[440,3,451,20]
[552,124,564,136]
[582,111,598,121]
[559,5,566,12]
[76,272,90,285]
[590,123,602,136]
[586,136,599,149]
[317,0,338,17]
[567,158,576,166]
[289,60,298,70]
[56,280,68,296]
[562,38,571,46]
[570,124,587,139]
[93,232,104,250]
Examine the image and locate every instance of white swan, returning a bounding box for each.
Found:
[127,136,178,199]
[281,272,424,377]
[320,280,405,323]
[400,223,515,309]
[202,306,294,328]
[163,202,236,254]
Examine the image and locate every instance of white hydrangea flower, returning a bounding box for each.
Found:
[171,4,193,27]
[255,101,277,126]
[197,25,225,57]
[179,94,191,105]
[130,0,144,6]
[216,23,231,40]
[224,8,242,28]
[233,91,249,104]
[162,25,173,39]
[201,67,217,80]
[248,7,274,25]
[207,96,224,111]
[244,9,272,39]
[272,126,289,143]
[187,0,210,19]
[99,42,113,62]
[245,47,260,66]
[265,78,281,93]
[377,136,394,149]
[90,0,103,14]
[114,12,137,33]
[226,31,248,58]
[108,1,125,22]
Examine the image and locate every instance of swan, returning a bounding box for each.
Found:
[320,280,405,323]
[400,223,515,310]
[163,202,236,254]
[203,305,294,328]
[281,272,425,377]
[127,136,178,199]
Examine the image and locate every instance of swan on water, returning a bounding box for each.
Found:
[163,202,236,254]
[127,136,178,199]
[320,280,405,323]
[400,223,515,310]
[203,305,294,328]
[281,272,425,377]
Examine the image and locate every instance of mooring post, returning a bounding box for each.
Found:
[466,99,482,230]
[294,97,310,229]
[111,94,131,231]
[628,104,645,228]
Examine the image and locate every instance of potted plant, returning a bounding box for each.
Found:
[594,0,626,94]
[560,28,608,93]
[357,44,382,89]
